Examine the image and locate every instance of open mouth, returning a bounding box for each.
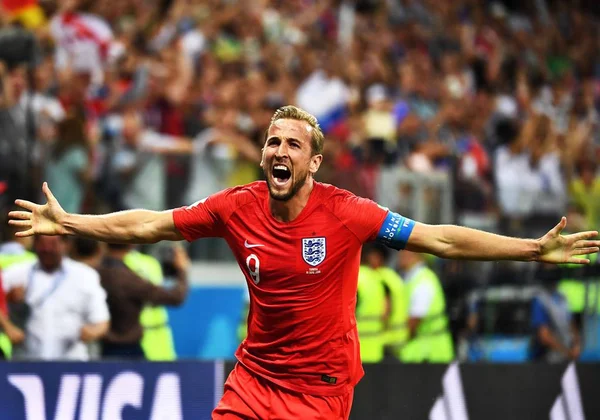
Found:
[272,164,291,186]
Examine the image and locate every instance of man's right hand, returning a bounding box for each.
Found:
[8,182,69,237]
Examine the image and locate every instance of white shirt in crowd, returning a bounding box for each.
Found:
[2,258,110,361]
[50,11,114,83]
[404,263,434,318]
[296,70,350,121]
[494,146,566,217]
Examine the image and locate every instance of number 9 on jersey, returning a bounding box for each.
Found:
[246,254,260,284]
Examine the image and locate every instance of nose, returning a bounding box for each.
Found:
[275,142,289,159]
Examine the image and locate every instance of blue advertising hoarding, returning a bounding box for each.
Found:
[0,361,223,420]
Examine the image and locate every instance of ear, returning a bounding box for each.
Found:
[309,154,323,175]
[259,148,265,168]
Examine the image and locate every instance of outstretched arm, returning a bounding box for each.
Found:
[8,183,184,244]
[405,217,599,264]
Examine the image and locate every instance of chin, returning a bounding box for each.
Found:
[268,185,295,201]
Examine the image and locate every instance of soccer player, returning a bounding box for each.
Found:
[8,106,600,419]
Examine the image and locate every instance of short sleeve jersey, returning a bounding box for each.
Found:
[173,181,388,396]
[0,272,7,316]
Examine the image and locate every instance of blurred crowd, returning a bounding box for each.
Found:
[0,0,598,244]
[0,0,600,361]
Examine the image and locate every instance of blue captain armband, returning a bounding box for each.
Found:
[375,211,415,250]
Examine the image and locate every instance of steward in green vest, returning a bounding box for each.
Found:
[124,248,184,361]
[0,235,36,359]
[379,265,409,359]
[357,265,387,362]
[398,251,454,363]
[558,253,599,321]
[359,244,409,361]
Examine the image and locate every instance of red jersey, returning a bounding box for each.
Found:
[0,272,7,317]
[173,181,388,396]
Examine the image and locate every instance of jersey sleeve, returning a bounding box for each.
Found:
[331,191,389,243]
[172,188,237,242]
[331,189,415,249]
[0,273,7,316]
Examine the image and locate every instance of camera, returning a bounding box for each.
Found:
[0,27,40,69]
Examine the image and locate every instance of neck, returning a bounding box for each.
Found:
[269,178,315,223]
[40,261,62,273]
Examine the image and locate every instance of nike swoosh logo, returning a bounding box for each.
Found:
[244,240,265,248]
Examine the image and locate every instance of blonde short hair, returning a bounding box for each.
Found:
[269,105,324,155]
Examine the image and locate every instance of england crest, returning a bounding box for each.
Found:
[302,237,326,266]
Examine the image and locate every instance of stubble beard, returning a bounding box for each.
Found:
[264,167,309,202]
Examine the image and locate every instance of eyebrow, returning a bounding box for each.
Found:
[266,136,302,144]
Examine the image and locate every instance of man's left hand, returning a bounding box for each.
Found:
[539,217,600,264]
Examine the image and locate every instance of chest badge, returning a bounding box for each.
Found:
[302,237,326,267]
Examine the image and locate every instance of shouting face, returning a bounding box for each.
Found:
[261,119,322,201]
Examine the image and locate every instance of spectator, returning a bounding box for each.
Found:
[123,246,183,361]
[494,115,566,235]
[0,61,31,209]
[1,235,109,360]
[0,209,36,359]
[529,266,580,363]
[396,250,454,363]
[0,269,25,359]
[356,246,388,363]
[359,243,409,362]
[44,105,93,214]
[49,0,114,85]
[110,108,197,211]
[569,159,600,232]
[360,84,397,165]
[86,241,189,360]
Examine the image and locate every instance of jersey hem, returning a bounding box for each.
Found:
[235,357,360,397]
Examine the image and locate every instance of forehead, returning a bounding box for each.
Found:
[267,119,313,142]
[35,236,62,247]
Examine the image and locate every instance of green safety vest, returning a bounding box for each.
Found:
[356,266,387,363]
[0,251,36,270]
[400,265,454,363]
[0,250,36,359]
[558,253,599,314]
[124,251,177,361]
[376,267,409,356]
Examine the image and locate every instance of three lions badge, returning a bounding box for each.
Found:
[302,237,326,266]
